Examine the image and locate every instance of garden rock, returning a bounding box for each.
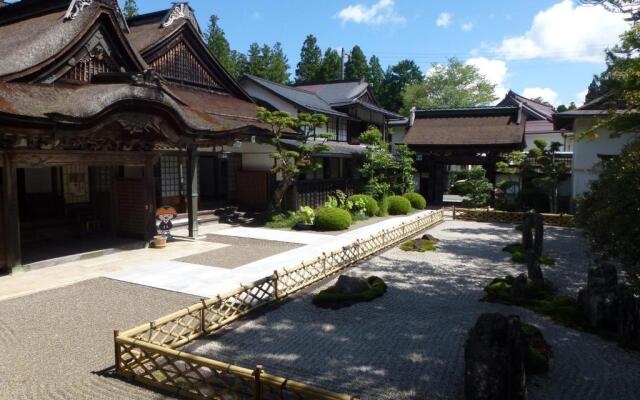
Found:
[509,274,529,298]
[421,234,440,243]
[334,275,371,295]
[413,239,427,250]
[465,313,527,400]
[577,261,620,332]
[618,290,640,349]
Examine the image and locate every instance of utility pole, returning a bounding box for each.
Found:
[340,48,346,80]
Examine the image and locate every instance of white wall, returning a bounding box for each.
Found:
[525,132,573,152]
[224,142,275,172]
[571,118,635,198]
[241,80,298,116]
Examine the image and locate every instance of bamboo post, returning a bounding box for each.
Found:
[113,330,120,372]
[453,205,456,220]
[253,365,263,400]
[200,299,207,333]
[273,271,279,300]
[322,253,327,276]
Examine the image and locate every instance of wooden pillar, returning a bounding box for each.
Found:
[2,154,21,269]
[187,145,199,238]
[144,155,158,241]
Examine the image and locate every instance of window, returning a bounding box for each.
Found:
[326,117,337,140]
[338,119,348,142]
[160,156,182,197]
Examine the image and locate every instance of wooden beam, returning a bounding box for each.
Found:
[187,146,199,238]
[2,154,21,269]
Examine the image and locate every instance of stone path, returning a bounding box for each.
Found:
[186,220,640,400]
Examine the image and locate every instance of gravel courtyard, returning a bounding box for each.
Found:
[186,220,640,400]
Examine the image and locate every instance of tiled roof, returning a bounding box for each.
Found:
[294,80,368,105]
[498,90,555,121]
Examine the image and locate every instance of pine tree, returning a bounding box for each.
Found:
[205,15,236,77]
[247,43,267,78]
[295,35,322,83]
[368,55,385,94]
[265,42,290,84]
[378,59,423,113]
[317,48,342,81]
[344,45,369,81]
[123,0,138,18]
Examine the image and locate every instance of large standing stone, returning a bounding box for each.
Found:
[509,274,529,298]
[526,250,544,287]
[617,289,640,349]
[333,275,371,295]
[532,213,544,257]
[577,261,620,331]
[465,313,527,400]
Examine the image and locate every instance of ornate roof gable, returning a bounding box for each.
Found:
[161,2,202,35]
[65,0,129,33]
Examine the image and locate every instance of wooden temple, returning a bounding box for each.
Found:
[0,0,272,271]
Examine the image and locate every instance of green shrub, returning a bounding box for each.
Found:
[348,194,379,217]
[521,324,552,374]
[403,192,427,210]
[265,212,299,229]
[297,206,315,225]
[377,196,390,216]
[387,195,411,215]
[314,207,352,231]
[312,276,387,309]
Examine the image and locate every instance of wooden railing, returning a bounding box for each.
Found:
[452,207,575,227]
[114,210,444,400]
[290,179,355,210]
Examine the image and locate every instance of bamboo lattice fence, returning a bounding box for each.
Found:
[114,210,445,400]
[452,207,575,227]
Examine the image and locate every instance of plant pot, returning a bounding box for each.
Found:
[153,235,167,248]
[294,223,315,231]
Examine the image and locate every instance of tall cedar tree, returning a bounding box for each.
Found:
[378,60,423,113]
[401,58,497,114]
[368,55,385,95]
[122,0,138,17]
[205,15,235,77]
[267,42,291,84]
[344,46,369,81]
[317,48,342,81]
[296,35,322,83]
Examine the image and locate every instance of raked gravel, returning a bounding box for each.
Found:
[186,220,640,400]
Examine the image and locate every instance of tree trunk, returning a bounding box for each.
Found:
[271,178,294,213]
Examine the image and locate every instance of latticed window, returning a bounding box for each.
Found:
[338,119,348,142]
[92,166,116,193]
[160,156,183,197]
[325,117,337,140]
[150,41,223,90]
[64,54,117,82]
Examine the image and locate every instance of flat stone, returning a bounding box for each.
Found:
[413,239,427,250]
[421,234,440,242]
[334,275,371,295]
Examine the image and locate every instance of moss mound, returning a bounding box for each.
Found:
[403,192,427,210]
[387,195,412,215]
[522,324,553,374]
[312,276,387,309]
[265,212,298,229]
[348,194,379,217]
[502,242,556,266]
[483,276,588,330]
[400,239,437,252]
[315,207,352,231]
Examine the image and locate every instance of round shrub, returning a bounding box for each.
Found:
[348,194,379,217]
[315,207,352,231]
[387,195,411,215]
[403,192,427,210]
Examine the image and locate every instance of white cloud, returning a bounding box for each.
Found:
[523,87,560,106]
[461,21,473,32]
[436,12,452,27]
[336,0,406,26]
[575,89,588,106]
[494,0,629,63]
[465,57,509,100]
[251,11,262,20]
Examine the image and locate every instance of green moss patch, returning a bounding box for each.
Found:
[522,324,553,374]
[483,276,589,330]
[400,239,437,252]
[312,276,387,309]
[265,212,299,229]
[502,242,556,266]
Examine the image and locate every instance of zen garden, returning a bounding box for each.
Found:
[1,1,640,400]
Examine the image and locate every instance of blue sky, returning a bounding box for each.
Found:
[131,0,630,107]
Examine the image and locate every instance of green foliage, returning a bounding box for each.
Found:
[523,139,571,213]
[348,195,379,217]
[502,242,556,266]
[123,0,138,17]
[257,108,329,211]
[350,197,367,215]
[317,48,342,81]
[297,206,315,225]
[295,35,322,83]
[314,207,352,231]
[368,55,385,94]
[265,212,299,229]
[576,137,640,282]
[394,144,417,194]
[244,42,290,83]
[206,15,236,77]
[400,239,437,252]
[312,276,387,309]
[401,58,497,114]
[378,60,423,113]
[358,125,383,145]
[387,195,412,215]
[451,167,493,208]
[403,192,426,210]
[344,45,369,80]
[377,196,390,217]
[521,324,553,374]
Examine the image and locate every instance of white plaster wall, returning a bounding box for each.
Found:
[224,142,275,172]
[241,80,299,116]
[571,118,635,197]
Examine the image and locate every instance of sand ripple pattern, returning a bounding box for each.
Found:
[187,221,640,400]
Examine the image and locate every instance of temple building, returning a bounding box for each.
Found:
[0,0,273,271]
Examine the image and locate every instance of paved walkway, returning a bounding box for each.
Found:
[186,220,640,400]
[106,210,437,298]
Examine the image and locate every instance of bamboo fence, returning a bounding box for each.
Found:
[114,210,445,400]
[451,207,575,227]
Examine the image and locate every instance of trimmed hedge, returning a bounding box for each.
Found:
[377,196,390,216]
[387,195,412,215]
[312,276,387,309]
[348,194,379,217]
[314,207,352,231]
[403,192,427,210]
